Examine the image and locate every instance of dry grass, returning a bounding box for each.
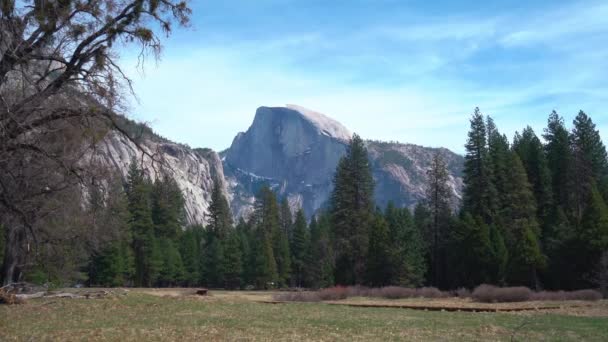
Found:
[0,288,607,341]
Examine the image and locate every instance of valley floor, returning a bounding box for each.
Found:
[1,288,607,341]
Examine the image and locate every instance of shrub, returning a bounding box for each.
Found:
[564,290,602,301]
[346,285,372,297]
[472,284,532,303]
[417,287,449,298]
[378,286,415,299]
[455,288,471,298]
[273,291,321,302]
[317,286,348,300]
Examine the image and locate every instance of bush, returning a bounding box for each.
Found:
[378,286,416,299]
[472,284,532,303]
[276,284,602,303]
[346,285,372,297]
[455,288,471,298]
[417,287,449,299]
[317,286,348,300]
[273,291,321,302]
[564,290,602,301]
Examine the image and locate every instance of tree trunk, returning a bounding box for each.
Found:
[1,226,25,286]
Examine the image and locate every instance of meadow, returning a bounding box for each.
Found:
[1,289,607,341]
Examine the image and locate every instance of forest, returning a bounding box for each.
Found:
[4,109,605,295]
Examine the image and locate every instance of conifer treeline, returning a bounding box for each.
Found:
[87,110,607,291]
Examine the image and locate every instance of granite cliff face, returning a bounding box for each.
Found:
[223,105,351,218]
[222,105,464,218]
[91,130,227,225]
[99,105,464,224]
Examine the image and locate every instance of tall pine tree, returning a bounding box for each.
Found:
[290,209,310,287]
[462,108,498,224]
[330,134,375,285]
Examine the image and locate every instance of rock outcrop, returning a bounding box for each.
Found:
[98,105,464,224]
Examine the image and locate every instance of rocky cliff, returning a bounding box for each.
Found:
[92,129,227,225]
[98,105,464,224]
[223,105,464,218]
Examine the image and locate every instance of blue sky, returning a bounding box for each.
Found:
[123,0,608,153]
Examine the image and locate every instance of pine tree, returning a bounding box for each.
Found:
[572,111,608,185]
[253,226,278,289]
[330,134,375,285]
[158,238,185,286]
[280,199,293,241]
[208,178,233,239]
[487,117,511,210]
[387,205,426,287]
[236,218,255,287]
[574,186,608,288]
[501,153,545,288]
[252,186,280,288]
[424,152,453,287]
[462,108,498,224]
[543,111,572,214]
[365,211,392,287]
[451,213,494,288]
[309,214,335,288]
[151,174,185,239]
[90,241,134,287]
[202,232,224,287]
[513,127,554,234]
[179,226,203,286]
[126,159,158,287]
[223,230,243,289]
[488,224,508,285]
[291,209,310,287]
[571,111,608,221]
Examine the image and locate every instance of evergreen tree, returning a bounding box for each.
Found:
[252,186,280,288]
[543,111,573,214]
[487,117,511,210]
[126,159,158,287]
[291,209,310,287]
[223,230,244,289]
[158,238,185,286]
[330,134,375,285]
[572,111,608,186]
[236,218,255,287]
[424,152,453,287]
[571,111,608,221]
[388,205,426,287]
[151,174,185,239]
[462,108,498,224]
[365,211,392,287]
[202,233,225,287]
[309,214,335,288]
[501,153,545,288]
[179,226,203,286]
[208,178,233,239]
[513,127,554,234]
[252,226,278,289]
[280,199,294,241]
[488,224,508,285]
[91,241,134,287]
[451,213,494,288]
[575,185,608,288]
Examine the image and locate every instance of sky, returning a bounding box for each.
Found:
[122,0,608,154]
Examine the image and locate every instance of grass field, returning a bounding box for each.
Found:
[1,288,607,341]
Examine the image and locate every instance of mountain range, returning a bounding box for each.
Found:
[94,105,464,224]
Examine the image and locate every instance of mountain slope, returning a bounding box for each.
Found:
[223,105,464,218]
[97,105,464,224]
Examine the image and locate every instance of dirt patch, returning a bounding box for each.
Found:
[263,297,607,315]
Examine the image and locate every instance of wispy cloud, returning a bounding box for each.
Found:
[122,0,608,153]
